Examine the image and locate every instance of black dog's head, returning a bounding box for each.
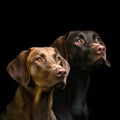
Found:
[63,30,111,70]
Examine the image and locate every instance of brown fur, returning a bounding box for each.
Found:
[0,47,70,120]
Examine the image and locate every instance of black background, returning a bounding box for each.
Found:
[0,12,119,120]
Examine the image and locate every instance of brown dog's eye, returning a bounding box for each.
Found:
[36,56,42,61]
[38,57,42,61]
[74,39,85,46]
[34,55,44,62]
[35,56,46,63]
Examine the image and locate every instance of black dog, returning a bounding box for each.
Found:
[51,30,111,120]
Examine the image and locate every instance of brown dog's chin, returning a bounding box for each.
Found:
[54,81,66,89]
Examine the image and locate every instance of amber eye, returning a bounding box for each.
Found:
[74,39,85,46]
[56,56,61,61]
[34,54,46,63]
[34,55,43,62]
[94,37,100,43]
[36,56,42,61]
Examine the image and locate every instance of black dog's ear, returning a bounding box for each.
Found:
[64,32,69,39]
[51,31,81,61]
[6,50,30,86]
[51,35,69,60]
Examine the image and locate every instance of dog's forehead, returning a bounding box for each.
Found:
[69,30,98,35]
[79,30,99,37]
[69,30,100,39]
[69,30,101,43]
[29,47,57,55]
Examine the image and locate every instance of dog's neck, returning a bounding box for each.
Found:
[15,85,54,120]
[66,66,90,104]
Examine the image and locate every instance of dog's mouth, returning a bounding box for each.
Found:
[53,72,67,89]
[93,58,105,66]
[92,55,110,67]
[54,81,66,89]
[80,55,110,70]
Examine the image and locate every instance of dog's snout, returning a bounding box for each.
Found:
[96,45,106,54]
[55,68,66,77]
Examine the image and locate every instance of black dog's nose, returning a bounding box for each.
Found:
[55,68,66,77]
[96,45,106,54]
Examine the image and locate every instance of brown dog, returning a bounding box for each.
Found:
[0,47,70,120]
[51,30,111,120]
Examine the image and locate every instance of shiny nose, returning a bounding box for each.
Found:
[96,45,106,54]
[55,68,66,77]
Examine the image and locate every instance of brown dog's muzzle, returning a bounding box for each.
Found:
[55,68,66,78]
[54,67,67,88]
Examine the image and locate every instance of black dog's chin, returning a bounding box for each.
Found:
[80,59,104,70]
[80,59,105,70]
[94,59,104,65]
[93,58,111,67]
[90,58,110,70]
[104,59,111,67]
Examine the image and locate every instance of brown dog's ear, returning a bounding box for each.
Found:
[51,36,68,60]
[6,50,30,86]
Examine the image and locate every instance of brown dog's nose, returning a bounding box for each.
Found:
[55,68,66,77]
[96,45,106,54]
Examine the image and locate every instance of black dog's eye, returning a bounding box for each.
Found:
[94,37,100,43]
[56,56,61,64]
[56,56,61,61]
[74,38,85,46]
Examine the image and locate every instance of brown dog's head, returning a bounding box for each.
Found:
[51,30,110,70]
[6,47,70,90]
